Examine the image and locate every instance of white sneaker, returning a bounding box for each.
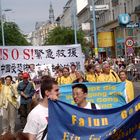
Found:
[1,131,7,135]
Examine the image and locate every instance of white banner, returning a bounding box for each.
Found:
[0,44,84,77]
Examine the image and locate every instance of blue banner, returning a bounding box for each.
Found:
[48,96,140,140]
[59,82,126,109]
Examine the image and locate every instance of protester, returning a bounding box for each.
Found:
[126,60,135,80]
[0,78,3,116]
[119,70,134,102]
[42,66,51,76]
[0,75,19,135]
[17,72,35,128]
[70,64,77,81]
[0,77,3,96]
[37,67,43,79]
[94,63,102,81]
[15,72,23,85]
[98,61,121,82]
[58,67,73,85]
[15,73,23,102]
[55,68,63,85]
[85,64,96,82]
[23,76,60,140]
[73,71,88,83]
[72,83,100,109]
[28,64,37,81]
[110,59,119,73]
[53,65,61,80]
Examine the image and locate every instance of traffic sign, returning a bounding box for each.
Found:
[125,38,134,47]
[90,5,109,11]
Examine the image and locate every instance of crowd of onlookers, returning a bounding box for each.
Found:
[0,56,139,139]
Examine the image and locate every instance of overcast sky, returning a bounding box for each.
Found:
[2,0,67,33]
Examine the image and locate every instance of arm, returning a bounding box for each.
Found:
[23,113,38,140]
[0,86,4,107]
[27,82,35,98]
[27,133,36,140]
[17,83,28,99]
[127,81,134,102]
[11,84,19,98]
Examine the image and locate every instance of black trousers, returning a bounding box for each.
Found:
[19,103,31,127]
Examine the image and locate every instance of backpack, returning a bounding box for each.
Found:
[41,125,48,140]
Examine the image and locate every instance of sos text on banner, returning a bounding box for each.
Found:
[0,44,84,77]
[47,96,140,140]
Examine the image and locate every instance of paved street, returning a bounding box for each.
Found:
[0,82,140,133]
[134,81,140,98]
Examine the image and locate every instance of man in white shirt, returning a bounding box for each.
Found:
[72,83,100,109]
[23,76,59,140]
[28,64,38,80]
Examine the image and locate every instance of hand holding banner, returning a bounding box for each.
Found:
[48,96,140,140]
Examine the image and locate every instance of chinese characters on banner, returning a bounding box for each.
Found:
[0,44,84,77]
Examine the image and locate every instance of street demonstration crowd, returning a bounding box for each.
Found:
[0,56,139,140]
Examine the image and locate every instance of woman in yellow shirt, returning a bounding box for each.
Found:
[0,75,18,134]
[0,78,3,93]
[85,64,96,82]
[0,78,3,116]
[58,67,73,85]
[119,70,134,102]
[94,63,102,81]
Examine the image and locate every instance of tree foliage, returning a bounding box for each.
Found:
[0,21,30,46]
[44,26,86,47]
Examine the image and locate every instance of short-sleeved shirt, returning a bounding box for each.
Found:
[23,104,48,140]
[84,102,100,109]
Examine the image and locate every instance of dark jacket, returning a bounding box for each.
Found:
[17,81,35,104]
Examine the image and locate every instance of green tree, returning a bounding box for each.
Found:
[44,26,87,51]
[0,21,30,45]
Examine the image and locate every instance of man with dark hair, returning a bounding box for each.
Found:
[72,83,100,109]
[70,64,77,81]
[119,70,134,102]
[23,76,59,140]
[17,72,35,127]
[0,75,18,135]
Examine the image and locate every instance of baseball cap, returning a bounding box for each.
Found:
[22,72,29,78]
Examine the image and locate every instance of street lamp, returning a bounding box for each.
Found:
[73,0,78,44]
[92,0,98,59]
[0,0,12,46]
[0,0,5,46]
[91,1,109,59]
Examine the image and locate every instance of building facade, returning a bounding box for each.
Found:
[60,0,140,57]
[95,0,140,57]
[26,3,57,46]
[60,0,73,28]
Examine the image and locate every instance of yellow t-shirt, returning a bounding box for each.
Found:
[59,76,73,85]
[56,77,62,85]
[97,71,121,82]
[0,83,3,93]
[85,73,96,82]
[126,80,134,102]
[70,73,77,82]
